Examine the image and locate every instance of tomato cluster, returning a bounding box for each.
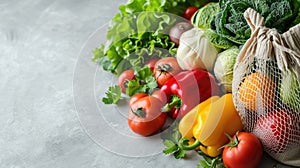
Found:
[119,57,183,136]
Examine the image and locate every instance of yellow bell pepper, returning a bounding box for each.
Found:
[178,94,243,157]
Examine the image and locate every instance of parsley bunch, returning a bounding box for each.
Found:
[102,66,157,104]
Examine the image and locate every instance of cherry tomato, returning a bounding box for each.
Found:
[154,57,182,87]
[118,69,135,93]
[183,6,198,21]
[222,132,263,168]
[145,58,160,72]
[128,94,167,136]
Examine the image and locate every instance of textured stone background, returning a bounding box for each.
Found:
[0,0,293,167]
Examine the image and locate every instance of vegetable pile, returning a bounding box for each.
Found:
[92,0,300,167]
[93,0,218,75]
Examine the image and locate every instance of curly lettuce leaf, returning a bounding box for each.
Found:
[93,12,177,75]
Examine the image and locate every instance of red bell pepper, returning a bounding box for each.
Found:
[160,69,220,119]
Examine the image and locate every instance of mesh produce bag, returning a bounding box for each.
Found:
[232,8,300,166]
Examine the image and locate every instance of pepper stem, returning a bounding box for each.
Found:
[161,94,182,112]
[178,138,202,150]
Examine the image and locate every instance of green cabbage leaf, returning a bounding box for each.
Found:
[210,0,300,45]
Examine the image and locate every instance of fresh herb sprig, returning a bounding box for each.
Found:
[161,121,186,159]
[126,66,158,96]
[197,151,225,168]
[102,85,122,104]
[102,66,157,104]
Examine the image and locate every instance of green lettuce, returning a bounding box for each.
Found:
[93,0,218,75]
[210,0,300,45]
[93,12,177,75]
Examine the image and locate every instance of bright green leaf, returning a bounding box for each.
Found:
[102,85,122,104]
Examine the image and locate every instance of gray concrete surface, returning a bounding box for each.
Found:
[0,0,294,167]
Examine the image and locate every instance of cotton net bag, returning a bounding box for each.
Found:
[232,8,300,166]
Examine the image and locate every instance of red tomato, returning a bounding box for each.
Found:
[145,58,160,72]
[154,57,182,87]
[183,6,198,21]
[222,132,263,168]
[129,93,148,106]
[151,89,167,104]
[128,95,167,136]
[253,110,300,153]
[118,69,135,93]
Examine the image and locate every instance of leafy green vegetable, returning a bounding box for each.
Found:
[163,139,186,159]
[203,29,234,49]
[102,66,157,104]
[191,2,220,29]
[190,2,234,49]
[93,0,219,75]
[126,66,158,96]
[292,0,300,26]
[161,121,186,159]
[102,85,122,104]
[119,0,216,16]
[213,46,240,93]
[197,151,225,168]
[210,0,300,45]
[93,12,177,75]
